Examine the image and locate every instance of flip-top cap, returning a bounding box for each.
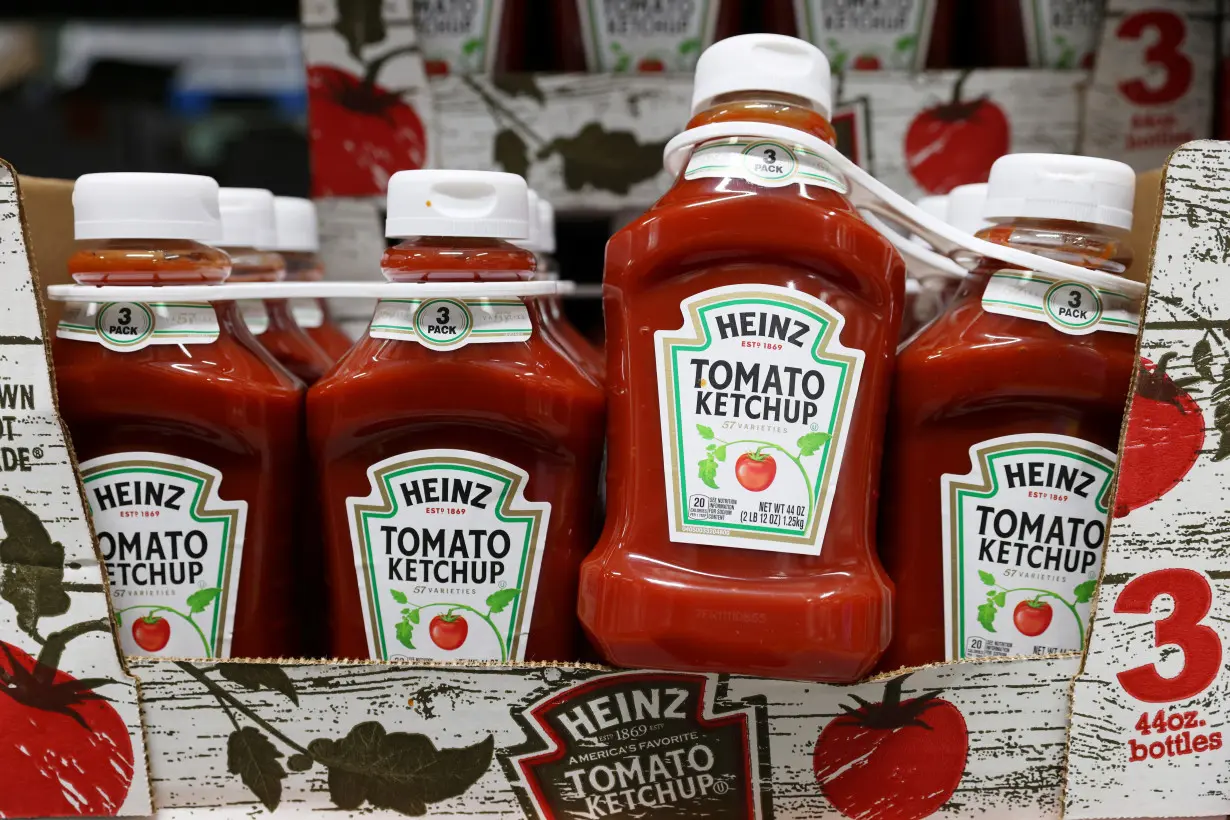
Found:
[74,172,222,242]
[273,196,319,252]
[984,153,1135,231]
[538,198,556,256]
[947,183,991,236]
[516,190,543,252]
[219,187,277,249]
[691,34,832,117]
[386,170,529,239]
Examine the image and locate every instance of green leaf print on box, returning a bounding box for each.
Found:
[347,449,550,661]
[80,452,247,658]
[941,434,1115,660]
[656,285,864,556]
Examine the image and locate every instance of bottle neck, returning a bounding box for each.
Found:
[222,247,287,283]
[972,217,1133,277]
[68,239,231,286]
[280,250,324,282]
[380,236,536,283]
[686,92,837,146]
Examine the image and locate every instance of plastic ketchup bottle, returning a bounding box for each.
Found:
[308,170,605,663]
[578,34,904,682]
[219,188,333,386]
[878,153,1138,671]
[53,173,302,658]
[274,195,354,361]
[524,190,605,383]
[556,0,741,72]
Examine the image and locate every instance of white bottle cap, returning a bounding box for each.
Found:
[947,183,992,236]
[219,187,278,250]
[983,153,1135,231]
[517,190,543,253]
[691,34,832,118]
[74,172,222,242]
[915,195,949,223]
[538,198,557,256]
[386,170,529,239]
[273,196,319,253]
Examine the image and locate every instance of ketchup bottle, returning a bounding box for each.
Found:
[556,0,742,71]
[878,153,1137,671]
[309,171,605,662]
[972,0,1103,69]
[524,190,605,382]
[764,0,956,70]
[274,196,354,361]
[218,188,332,386]
[578,35,904,682]
[54,173,301,658]
[414,0,529,74]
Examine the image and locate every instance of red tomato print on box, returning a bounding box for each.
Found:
[905,83,1009,194]
[814,674,968,820]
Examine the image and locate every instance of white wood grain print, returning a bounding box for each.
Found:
[130,654,1080,819]
[1065,140,1230,818]
[0,165,151,816]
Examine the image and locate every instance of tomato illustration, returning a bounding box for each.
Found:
[1013,599,1053,637]
[429,613,468,651]
[1115,356,1205,518]
[131,615,170,652]
[307,64,427,198]
[905,92,1009,194]
[852,54,881,70]
[735,452,777,492]
[423,59,450,76]
[0,641,134,815]
[815,674,968,820]
[637,57,666,72]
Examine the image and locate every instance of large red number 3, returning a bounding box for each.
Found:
[1117,10,1193,105]
[1115,568,1221,703]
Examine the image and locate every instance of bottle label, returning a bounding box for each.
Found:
[56,301,219,352]
[1021,0,1103,69]
[412,0,506,74]
[369,297,532,350]
[346,449,550,661]
[793,0,938,72]
[655,284,864,555]
[240,300,269,336]
[941,434,1116,661]
[79,452,247,658]
[290,298,325,329]
[683,137,849,192]
[578,0,718,72]
[981,269,1140,336]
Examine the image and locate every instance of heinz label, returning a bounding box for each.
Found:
[577,0,718,72]
[656,285,863,555]
[941,434,1116,660]
[80,452,246,658]
[1021,0,1103,69]
[793,0,938,72]
[412,0,506,74]
[347,449,550,661]
[506,671,766,819]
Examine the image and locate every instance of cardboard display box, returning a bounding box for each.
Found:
[1,141,1229,818]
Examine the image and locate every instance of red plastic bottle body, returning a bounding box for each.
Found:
[309,238,605,662]
[578,98,903,682]
[54,240,302,658]
[280,249,354,361]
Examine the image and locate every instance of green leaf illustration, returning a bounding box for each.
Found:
[228,727,286,811]
[218,663,300,706]
[1193,336,1216,382]
[894,34,917,53]
[679,37,701,55]
[797,431,831,457]
[698,455,719,490]
[977,602,997,632]
[396,620,415,650]
[408,608,420,624]
[188,587,221,614]
[288,754,313,772]
[461,37,484,56]
[0,495,71,642]
[978,570,995,586]
[486,588,520,614]
[538,124,666,193]
[307,723,493,813]
[991,591,1007,607]
[1074,579,1097,604]
[713,445,727,461]
[697,424,715,440]
[494,128,529,179]
[390,589,408,605]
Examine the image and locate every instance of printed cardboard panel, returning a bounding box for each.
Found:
[1064,139,1230,818]
[0,165,152,816]
[1080,0,1217,170]
[130,655,1081,818]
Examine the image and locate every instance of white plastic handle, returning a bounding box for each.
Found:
[663,122,1145,299]
[860,211,967,283]
[47,280,564,303]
